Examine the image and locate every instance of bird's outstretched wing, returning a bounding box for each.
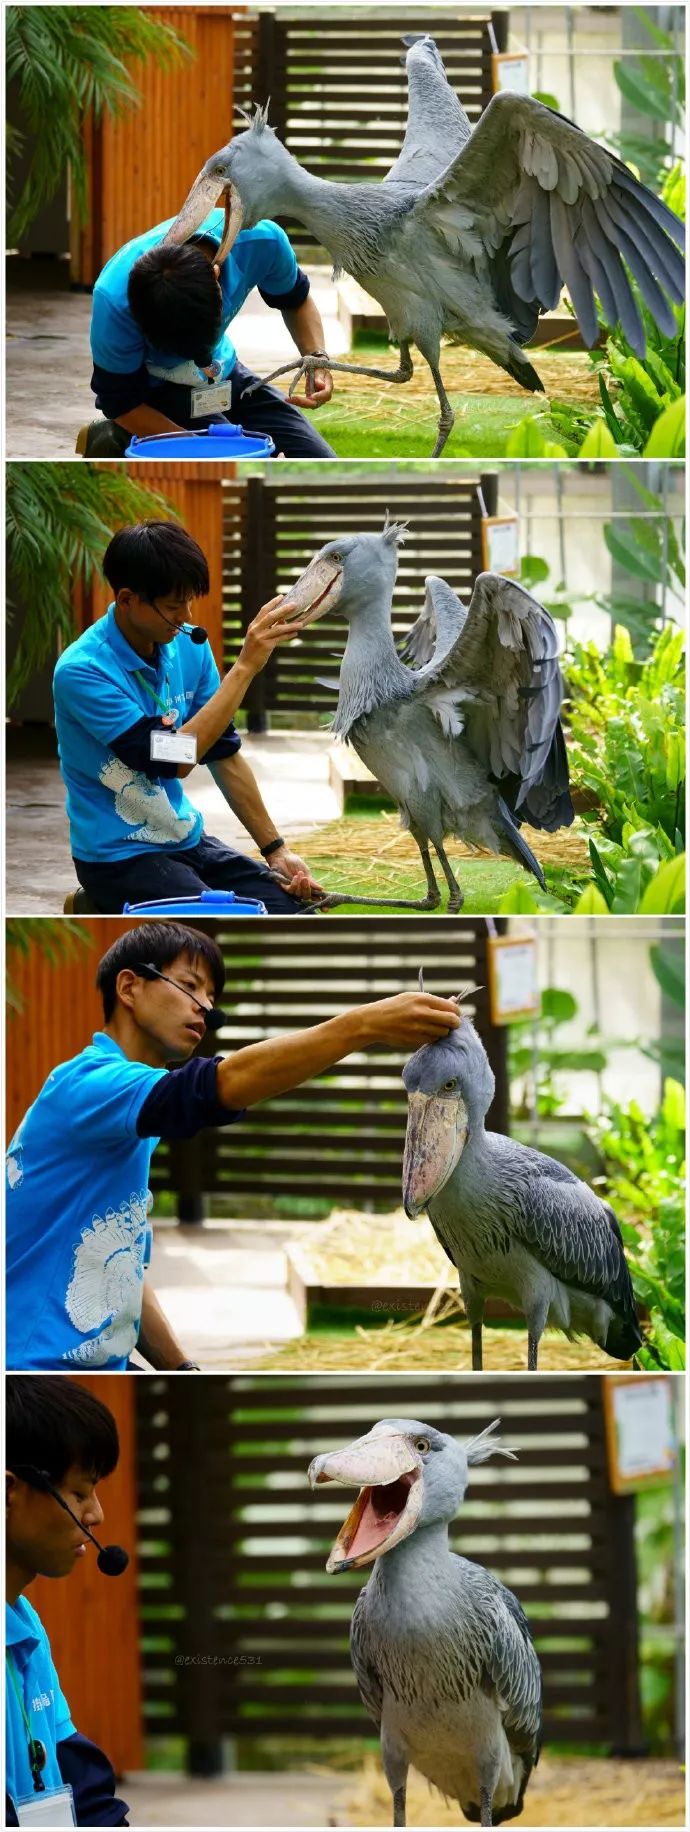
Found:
[385,36,471,190]
[411,573,573,832]
[400,573,467,669]
[350,1586,383,1729]
[409,92,685,356]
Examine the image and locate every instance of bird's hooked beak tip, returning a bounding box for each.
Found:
[402,1090,468,1216]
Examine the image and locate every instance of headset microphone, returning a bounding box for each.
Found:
[135,961,227,1032]
[13,1466,129,1577]
[149,603,208,644]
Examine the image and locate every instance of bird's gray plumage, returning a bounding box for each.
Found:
[402,1012,643,1368]
[291,522,573,909]
[385,36,471,189]
[311,1417,542,1827]
[168,39,685,455]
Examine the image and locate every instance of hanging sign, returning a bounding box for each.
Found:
[602,1376,677,1494]
[492,49,531,95]
[480,513,520,577]
[487,933,540,1025]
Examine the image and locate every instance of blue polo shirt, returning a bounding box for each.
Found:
[53,606,238,863]
[6,1033,166,1370]
[6,1598,76,1809]
[91,209,300,388]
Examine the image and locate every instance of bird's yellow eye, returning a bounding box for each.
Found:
[416,1436,430,1454]
[444,1078,458,1091]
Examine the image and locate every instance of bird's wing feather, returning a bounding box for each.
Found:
[512,1174,638,1318]
[400,574,467,669]
[411,573,569,821]
[484,1579,543,1758]
[410,93,685,356]
[385,36,472,190]
[350,1587,384,1729]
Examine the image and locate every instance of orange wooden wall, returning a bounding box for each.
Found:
[72,6,237,285]
[27,1376,143,1775]
[7,919,142,1138]
[74,463,227,668]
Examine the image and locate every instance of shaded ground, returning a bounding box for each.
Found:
[340,1754,685,1827]
[300,810,591,913]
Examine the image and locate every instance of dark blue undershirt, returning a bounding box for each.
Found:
[136,1055,245,1140]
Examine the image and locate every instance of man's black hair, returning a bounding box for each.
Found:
[103,522,210,603]
[127,242,222,366]
[97,922,226,1020]
[6,1377,120,1487]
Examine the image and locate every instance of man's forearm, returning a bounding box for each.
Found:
[282,294,328,356]
[137,1278,188,1370]
[209,752,279,850]
[218,1009,374,1108]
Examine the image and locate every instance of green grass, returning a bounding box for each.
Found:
[306,339,584,457]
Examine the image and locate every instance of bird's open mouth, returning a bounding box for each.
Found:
[326,1470,420,1570]
[309,1431,424,1570]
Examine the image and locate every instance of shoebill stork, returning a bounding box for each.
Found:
[265,520,573,911]
[309,1417,542,1828]
[162,40,685,455]
[402,989,643,1369]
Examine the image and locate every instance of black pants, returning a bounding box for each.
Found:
[74,833,311,915]
[97,359,336,458]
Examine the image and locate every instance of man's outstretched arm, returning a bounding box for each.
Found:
[217,992,460,1109]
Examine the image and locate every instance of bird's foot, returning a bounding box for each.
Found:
[446,888,465,913]
[241,354,414,398]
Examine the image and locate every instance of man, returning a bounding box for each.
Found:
[82,207,335,457]
[6,1377,130,1825]
[53,520,321,914]
[6,922,461,1371]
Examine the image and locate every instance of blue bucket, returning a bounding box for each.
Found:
[125,423,275,459]
[123,890,267,916]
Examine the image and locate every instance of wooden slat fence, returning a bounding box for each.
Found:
[232,9,501,258]
[222,472,495,725]
[153,916,508,1208]
[135,1373,642,1761]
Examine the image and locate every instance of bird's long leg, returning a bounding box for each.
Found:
[479,1786,493,1828]
[527,1333,540,1371]
[472,1322,483,1371]
[392,1784,407,1828]
[427,360,455,458]
[434,842,464,912]
[311,833,441,912]
[241,342,414,400]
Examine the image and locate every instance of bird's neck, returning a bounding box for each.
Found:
[267,161,353,256]
[335,609,411,735]
[372,1520,453,1597]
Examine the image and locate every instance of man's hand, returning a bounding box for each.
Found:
[269,845,324,899]
[239,595,309,673]
[361,992,461,1049]
[298,363,333,410]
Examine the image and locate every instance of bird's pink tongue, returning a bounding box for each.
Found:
[346,1479,410,1558]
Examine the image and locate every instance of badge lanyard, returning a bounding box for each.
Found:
[134,668,173,720]
[6,1653,47,1793]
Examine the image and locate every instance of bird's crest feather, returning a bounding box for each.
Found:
[236,100,272,134]
[383,512,409,547]
[464,1418,518,1466]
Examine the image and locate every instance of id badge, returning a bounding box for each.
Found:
[150,730,198,766]
[191,381,232,418]
[16,1785,76,1826]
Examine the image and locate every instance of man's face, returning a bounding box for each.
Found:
[115,587,197,648]
[6,1462,105,1581]
[122,950,217,1061]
